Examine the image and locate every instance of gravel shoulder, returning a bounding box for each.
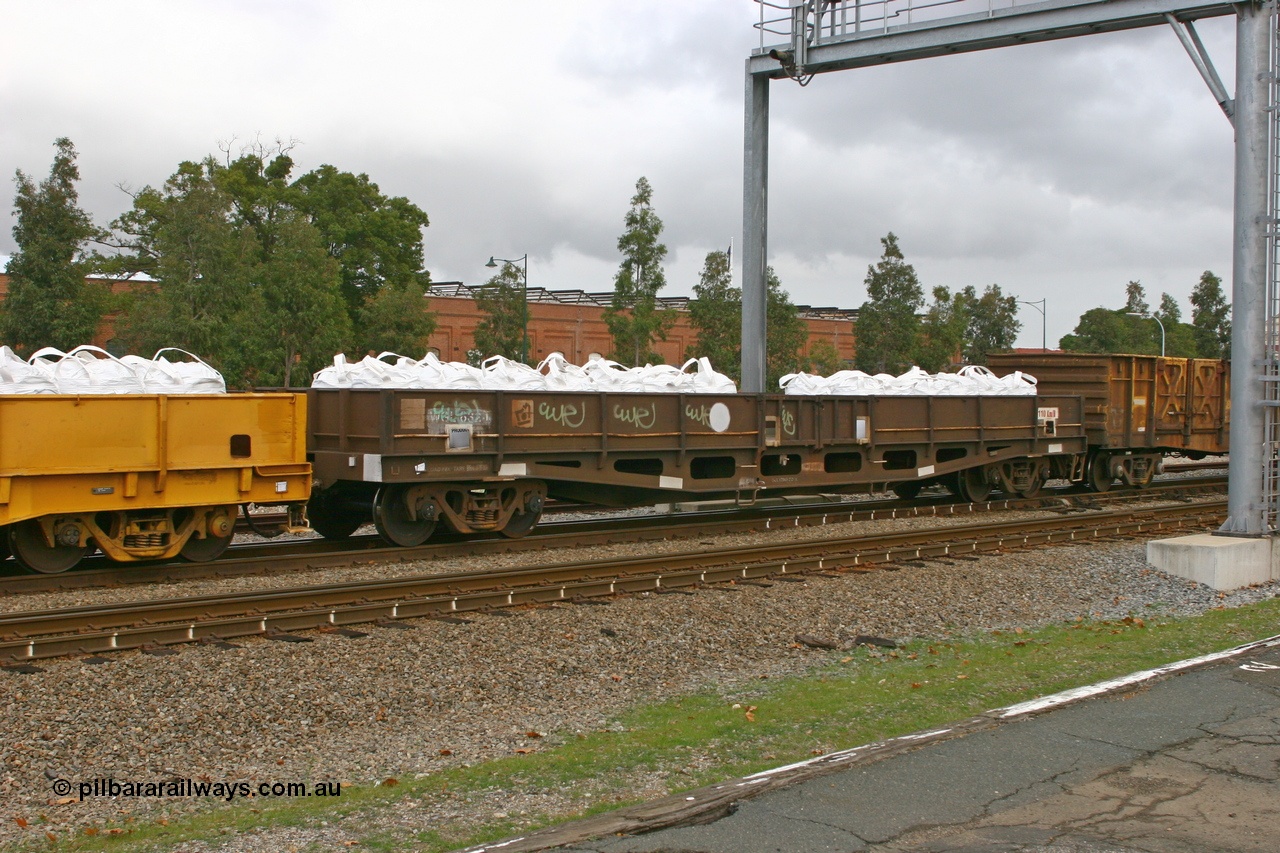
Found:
[1,498,1272,852]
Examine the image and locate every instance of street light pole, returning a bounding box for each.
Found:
[1126,312,1165,357]
[485,254,529,364]
[1018,299,1047,351]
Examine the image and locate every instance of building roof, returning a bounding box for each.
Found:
[426,283,858,321]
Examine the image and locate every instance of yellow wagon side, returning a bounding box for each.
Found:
[0,393,310,572]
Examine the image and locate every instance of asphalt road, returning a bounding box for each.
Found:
[467,635,1280,853]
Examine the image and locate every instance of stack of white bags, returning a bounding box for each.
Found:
[0,345,226,394]
[779,365,1036,396]
[311,352,739,394]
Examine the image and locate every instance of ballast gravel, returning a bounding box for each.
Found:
[0,503,1274,852]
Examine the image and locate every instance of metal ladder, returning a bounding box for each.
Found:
[1263,0,1280,532]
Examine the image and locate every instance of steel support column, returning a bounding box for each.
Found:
[1221,0,1271,535]
[742,67,770,394]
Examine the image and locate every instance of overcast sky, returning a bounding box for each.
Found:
[0,1,1240,349]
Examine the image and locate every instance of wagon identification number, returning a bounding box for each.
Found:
[426,400,492,427]
[1037,407,1059,421]
[613,403,656,430]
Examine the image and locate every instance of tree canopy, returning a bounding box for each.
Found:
[472,262,528,363]
[604,177,674,365]
[687,250,808,387]
[1190,270,1231,358]
[854,233,923,374]
[100,143,435,385]
[1060,277,1220,358]
[2,138,108,355]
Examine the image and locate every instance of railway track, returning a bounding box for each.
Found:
[0,475,1226,597]
[0,495,1226,664]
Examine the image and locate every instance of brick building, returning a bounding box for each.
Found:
[425,283,858,367]
[0,272,859,368]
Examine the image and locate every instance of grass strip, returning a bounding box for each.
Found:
[28,596,1280,853]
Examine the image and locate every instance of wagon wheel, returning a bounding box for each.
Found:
[501,508,542,539]
[954,467,991,504]
[0,526,10,562]
[179,506,237,562]
[1088,453,1114,493]
[307,488,363,540]
[890,481,922,500]
[373,485,436,547]
[10,520,87,574]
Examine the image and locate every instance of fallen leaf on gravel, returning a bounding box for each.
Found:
[438,749,453,756]
[611,674,623,682]
[525,731,542,738]
[83,828,98,836]
[53,797,75,805]
[45,832,56,842]
[13,817,27,829]
[515,748,533,755]
[380,778,398,787]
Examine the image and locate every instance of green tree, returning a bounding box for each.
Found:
[105,160,258,372]
[292,163,432,333]
[1060,306,1155,354]
[964,284,1021,363]
[604,177,674,365]
[805,338,841,375]
[472,262,528,362]
[357,278,436,357]
[1123,280,1149,315]
[105,150,355,386]
[253,213,352,386]
[1190,270,1231,358]
[855,233,923,374]
[764,267,808,388]
[215,143,434,355]
[2,138,108,355]
[1155,292,1198,357]
[687,251,807,387]
[916,286,970,372]
[688,250,740,377]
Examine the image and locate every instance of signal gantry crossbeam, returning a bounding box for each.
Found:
[742,0,1278,539]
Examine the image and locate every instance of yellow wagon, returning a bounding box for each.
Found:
[0,393,310,572]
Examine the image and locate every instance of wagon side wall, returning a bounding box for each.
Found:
[0,393,310,525]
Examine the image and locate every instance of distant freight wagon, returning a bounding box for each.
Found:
[987,352,1229,491]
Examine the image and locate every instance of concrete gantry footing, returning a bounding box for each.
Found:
[1147,533,1280,590]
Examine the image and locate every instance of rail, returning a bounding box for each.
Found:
[0,497,1227,662]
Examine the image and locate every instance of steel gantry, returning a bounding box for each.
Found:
[743,0,1279,538]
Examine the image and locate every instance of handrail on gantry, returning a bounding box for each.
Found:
[755,0,999,49]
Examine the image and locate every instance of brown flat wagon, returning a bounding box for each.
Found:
[306,388,1084,545]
